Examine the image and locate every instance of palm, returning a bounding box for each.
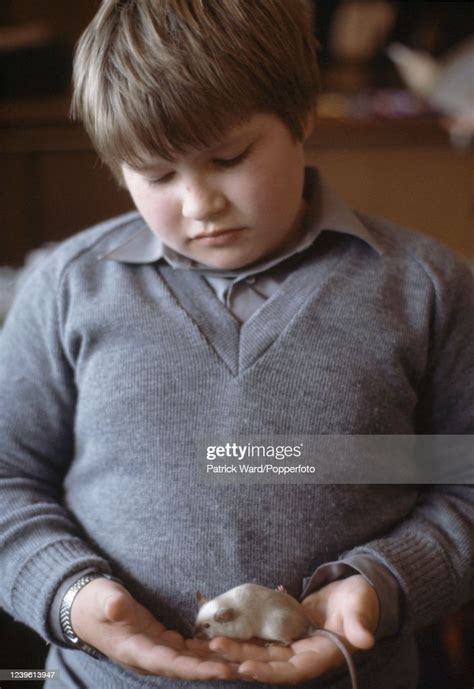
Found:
[72,581,237,681]
[106,591,238,680]
[208,575,379,685]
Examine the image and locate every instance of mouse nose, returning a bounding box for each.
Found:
[193,624,206,639]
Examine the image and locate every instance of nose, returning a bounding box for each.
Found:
[193,624,206,639]
[181,177,227,221]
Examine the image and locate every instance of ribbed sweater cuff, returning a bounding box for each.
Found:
[11,538,112,643]
[348,531,456,630]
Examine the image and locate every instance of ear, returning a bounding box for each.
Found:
[214,607,237,623]
[196,591,207,608]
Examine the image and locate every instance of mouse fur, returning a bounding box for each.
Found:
[194,583,310,644]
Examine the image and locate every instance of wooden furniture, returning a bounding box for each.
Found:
[305,117,473,260]
[1,96,131,265]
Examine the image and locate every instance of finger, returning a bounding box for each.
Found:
[288,633,349,676]
[238,653,320,685]
[185,638,213,653]
[291,632,341,658]
[343,612,375,650]
[185,638,233,659]
[209,637,292,663]
[150,650,232,681]
[239,660,299,685]
[117,635,236,680]
[158,630,186,651]
[153,650,236,681]
[192,658,238,681]
[301,595,326,626]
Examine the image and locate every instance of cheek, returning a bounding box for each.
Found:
[133,190,179,238]
[241,166,303,226]
[236,139,305,223]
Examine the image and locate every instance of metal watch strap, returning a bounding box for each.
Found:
[59,572,120,658]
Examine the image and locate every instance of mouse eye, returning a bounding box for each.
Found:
[203,623,210,628]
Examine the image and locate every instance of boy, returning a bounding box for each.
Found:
[0,1,472,688]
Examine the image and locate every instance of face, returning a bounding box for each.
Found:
[195,603,240,640]
[121,113,313,270]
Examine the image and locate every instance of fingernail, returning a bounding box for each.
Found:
[239,672,256,681]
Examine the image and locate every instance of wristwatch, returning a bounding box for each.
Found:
[59,572,120,658]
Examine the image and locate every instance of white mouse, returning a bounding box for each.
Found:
[194,583,310,645]
[194,583,359,689]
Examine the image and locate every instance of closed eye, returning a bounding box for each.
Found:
[147,171,175,186]
[146,144,251,185]
[214,145,251,168]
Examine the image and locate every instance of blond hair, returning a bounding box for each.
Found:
[72,0,319,182]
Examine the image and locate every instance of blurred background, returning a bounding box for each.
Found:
[0,1,473,687]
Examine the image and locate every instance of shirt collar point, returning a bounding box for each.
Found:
[99,227,165,264]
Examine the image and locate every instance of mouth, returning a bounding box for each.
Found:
[193,625,208,640]
[193,227,247,246]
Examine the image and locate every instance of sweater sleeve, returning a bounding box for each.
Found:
[0,254,112,643]
[342,259,474,632]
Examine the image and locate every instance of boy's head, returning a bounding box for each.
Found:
[72,0,320,270]
[72,0,319,181]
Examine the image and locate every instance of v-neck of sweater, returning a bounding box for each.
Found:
[157,234,346,376]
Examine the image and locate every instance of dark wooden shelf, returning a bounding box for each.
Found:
[308,115,450,148]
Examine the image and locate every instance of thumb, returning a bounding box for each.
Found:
[343,611,376,650]
[102,588,136,625]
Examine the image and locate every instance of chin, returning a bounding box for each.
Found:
[198,250,266,271]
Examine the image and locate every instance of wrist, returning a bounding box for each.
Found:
[59,572,121,657]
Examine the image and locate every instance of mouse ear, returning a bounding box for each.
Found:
[214,607,236,623]
[196,591,207,607]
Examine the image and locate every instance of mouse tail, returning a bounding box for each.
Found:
[310,628,358,689]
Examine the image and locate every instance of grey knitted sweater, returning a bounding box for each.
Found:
[0,207,473,689]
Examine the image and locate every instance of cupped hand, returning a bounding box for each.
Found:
[208,574,380,685]
[70,577,236,681]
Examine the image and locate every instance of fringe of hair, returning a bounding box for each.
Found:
[72,0,320,183]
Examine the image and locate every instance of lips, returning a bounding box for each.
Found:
[194,227,244,239]
[192,227,247,246]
